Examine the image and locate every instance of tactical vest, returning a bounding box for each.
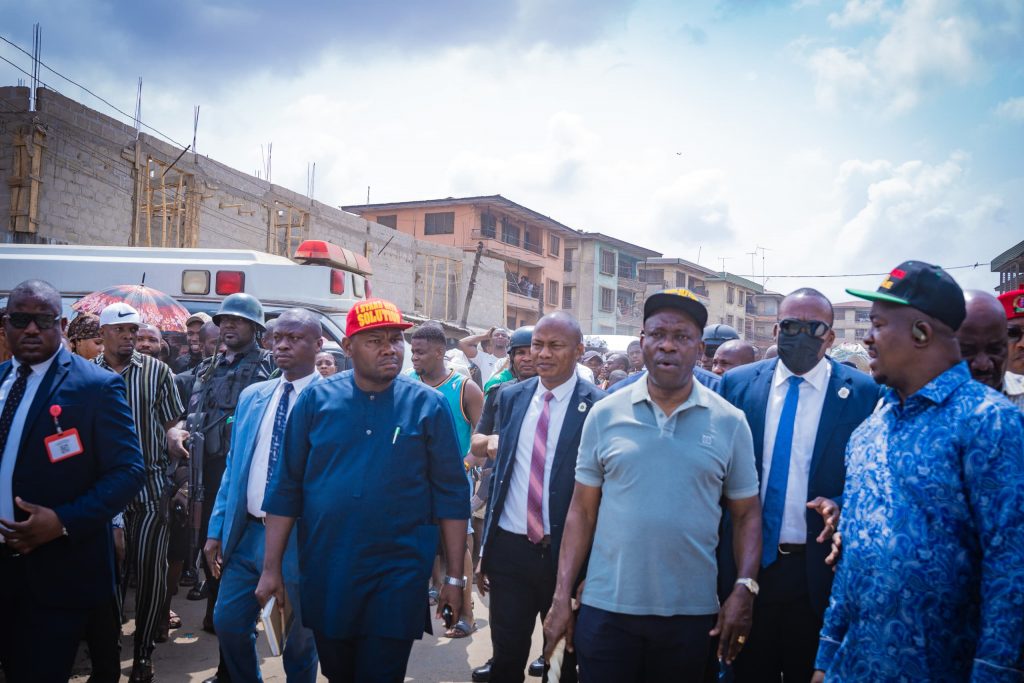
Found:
[189,345,271,460]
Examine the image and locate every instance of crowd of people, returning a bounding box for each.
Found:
[0,258,1022,683]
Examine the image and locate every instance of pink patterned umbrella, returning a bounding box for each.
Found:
[72,284,190,332]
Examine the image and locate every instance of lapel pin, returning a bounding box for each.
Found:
[838,387,850,399]
[578,402,588,413]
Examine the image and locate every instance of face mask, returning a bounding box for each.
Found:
[776,332,823,375]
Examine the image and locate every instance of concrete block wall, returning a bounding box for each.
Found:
[0,86,504,330]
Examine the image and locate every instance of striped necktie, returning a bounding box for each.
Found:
[265,382,293,492]
[526,391,555,544]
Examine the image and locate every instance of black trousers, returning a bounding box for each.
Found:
[574,604,715,683]
[486,528,577,683]
[0,555,93,683]
[83,596,123,683]
[731,552,821,683]
[314,632,414,683]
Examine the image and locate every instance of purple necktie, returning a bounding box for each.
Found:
[527,391,554,544]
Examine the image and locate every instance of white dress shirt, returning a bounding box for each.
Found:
[760,357,831,544]
[246,372,317,518]
[0,352,59,528]
[499,374,578,535]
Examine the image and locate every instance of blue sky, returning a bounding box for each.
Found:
[2,0,1021,300]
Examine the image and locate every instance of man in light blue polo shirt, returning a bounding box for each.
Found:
[543,289,762,683]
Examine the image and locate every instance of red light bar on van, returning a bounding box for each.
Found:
[215,270,245,295]
[294,240,374,276]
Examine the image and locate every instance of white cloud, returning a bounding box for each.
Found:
[800,0,983,116]
[995,96,1024,121]
[828,0,891,27]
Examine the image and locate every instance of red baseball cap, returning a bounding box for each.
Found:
[998,289,1024,321]
[345,298,413,337]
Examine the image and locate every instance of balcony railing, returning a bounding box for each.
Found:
[618,276,645,291]
[507,280,542,300]
[523,239,543,255]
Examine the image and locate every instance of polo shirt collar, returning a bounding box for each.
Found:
[629,371,710,411]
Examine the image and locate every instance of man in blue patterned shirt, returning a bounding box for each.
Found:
[813,261,1024,682]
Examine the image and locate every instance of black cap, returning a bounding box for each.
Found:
[846,260,966,331]
[643,288,709,329]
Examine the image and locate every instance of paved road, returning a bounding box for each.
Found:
[68,583,545,682]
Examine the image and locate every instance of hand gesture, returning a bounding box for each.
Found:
[806,497,840,543]
[0,497,65,554]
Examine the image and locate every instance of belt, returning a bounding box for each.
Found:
[246,513,266,525]
[497,527,551,548]
[778,543,806,555]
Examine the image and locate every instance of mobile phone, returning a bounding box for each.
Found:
[441,604,455,629]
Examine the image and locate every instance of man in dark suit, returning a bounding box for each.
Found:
[478,311,606,683]
[718,288,880,682]
[0,279,145,682]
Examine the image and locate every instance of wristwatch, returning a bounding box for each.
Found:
[735,577,759,596]
[444,575,467,588]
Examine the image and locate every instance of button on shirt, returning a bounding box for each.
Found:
[760,357,830,544]
[816,362,1024,681]
[499,375,577,535]
[246,373,317,518]
[0,353,58,526]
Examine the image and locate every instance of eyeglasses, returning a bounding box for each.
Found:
[4,312,61,330]
[778,318,830,338]
[1009,326,1023,342]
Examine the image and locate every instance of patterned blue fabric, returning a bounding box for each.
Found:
[816,362,1024,682]
[761,375,802,567]
[265,382,292,491]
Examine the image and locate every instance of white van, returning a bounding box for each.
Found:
[0,240,373,345]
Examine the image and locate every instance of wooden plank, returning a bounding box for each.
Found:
[173,173,184,247]
[145,159,153,246]
[160,169,168,247]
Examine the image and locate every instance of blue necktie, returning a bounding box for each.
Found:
[762,375,803,567]
[265,382,293,492]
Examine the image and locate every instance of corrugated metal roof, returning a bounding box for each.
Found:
[991,239,1024,271]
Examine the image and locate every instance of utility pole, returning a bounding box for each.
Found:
[459,242,484,329]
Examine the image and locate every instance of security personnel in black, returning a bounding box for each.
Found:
[181,293,272,683]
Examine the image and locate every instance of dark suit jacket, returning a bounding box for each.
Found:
[717,358,881,616]
[480,376,606,571]
[0,348,145,608]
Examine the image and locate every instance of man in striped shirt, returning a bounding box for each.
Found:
[96,303,183,683]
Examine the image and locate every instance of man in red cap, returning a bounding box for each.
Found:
[997,288,1024,409]
[257,298,470,683]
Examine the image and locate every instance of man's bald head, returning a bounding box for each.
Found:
[958,290,1009,390]
[535,311,583,345]
[711,339,758,376]
[8,279,61,316]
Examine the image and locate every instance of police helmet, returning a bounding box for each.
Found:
[509,326,534,351]
[213,293,266,331]
[702,324,739,356]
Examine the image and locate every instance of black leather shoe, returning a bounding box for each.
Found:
[471,658,492,682]
[201,678,219,683]
[528,656,545,677]
[187,580,207,600]
[180,567,198,586]
[129,657,154,683]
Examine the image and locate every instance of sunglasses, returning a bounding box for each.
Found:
[1009,326,1023,342]
[4,312,61,330]
[778,318,830,338]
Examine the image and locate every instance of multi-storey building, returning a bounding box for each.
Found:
[992,239,1024,294]
[562,233,660,336]
[343,195,578,329]
[639,258,763,340]
[832,300,872,344]
[747,291,784,355]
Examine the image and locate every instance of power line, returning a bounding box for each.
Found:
[0,35,189,148]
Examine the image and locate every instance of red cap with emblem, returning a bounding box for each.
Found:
[998,289,1024,321]
[345,298,413,337]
